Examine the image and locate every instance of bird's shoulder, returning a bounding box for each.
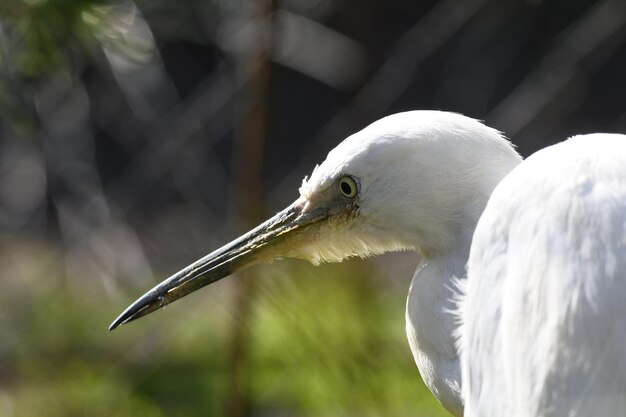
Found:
[462,133,626,417]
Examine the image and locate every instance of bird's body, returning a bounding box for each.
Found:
[461,134,626,417]
[113,111,626,417]
[111,110,521,415]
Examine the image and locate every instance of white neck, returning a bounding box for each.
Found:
[405,227,474,417]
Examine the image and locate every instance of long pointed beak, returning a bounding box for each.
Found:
[109,197,341,330]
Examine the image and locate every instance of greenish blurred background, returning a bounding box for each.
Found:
[1,0,625,416]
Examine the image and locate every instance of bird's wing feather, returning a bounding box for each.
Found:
[461,134,626,417]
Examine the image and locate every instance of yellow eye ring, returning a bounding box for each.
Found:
[338,176,358,198]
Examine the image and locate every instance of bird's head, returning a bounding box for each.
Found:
[110,111,520,329]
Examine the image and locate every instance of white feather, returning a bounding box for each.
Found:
[461,133,626,417]
[296,110,521,416]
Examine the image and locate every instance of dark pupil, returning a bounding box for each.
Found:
[341,181,353,195]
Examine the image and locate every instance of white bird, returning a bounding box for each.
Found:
[460,133,626,417]
[110,110,522,416]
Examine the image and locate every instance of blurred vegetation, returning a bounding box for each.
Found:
[1,0,100,74]
[0,0,624,416]
[1,0,93,137]
[1,241,446,416]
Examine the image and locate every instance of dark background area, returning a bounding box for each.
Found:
[1,0,625,416]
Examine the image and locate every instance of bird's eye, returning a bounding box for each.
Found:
[338,176,358,198]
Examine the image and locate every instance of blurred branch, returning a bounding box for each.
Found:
[106,64,237,216]
[272,10,368,91]
[268,0,490,203]
[226,0,274,415]
[487,0,626,149]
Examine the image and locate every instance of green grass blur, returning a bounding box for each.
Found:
[0,241,449,417]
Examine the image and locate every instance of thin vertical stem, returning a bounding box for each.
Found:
[225,1,274,416]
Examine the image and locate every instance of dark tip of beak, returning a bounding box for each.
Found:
[109,289,167,330]
[108,256,225,331]
[109,279,178,331]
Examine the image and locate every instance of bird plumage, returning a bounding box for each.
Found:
[113,112,626,416]
[297,111,521,263]
[300,111,522,416]
[461,133,626,417]
[111,110,523,417]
